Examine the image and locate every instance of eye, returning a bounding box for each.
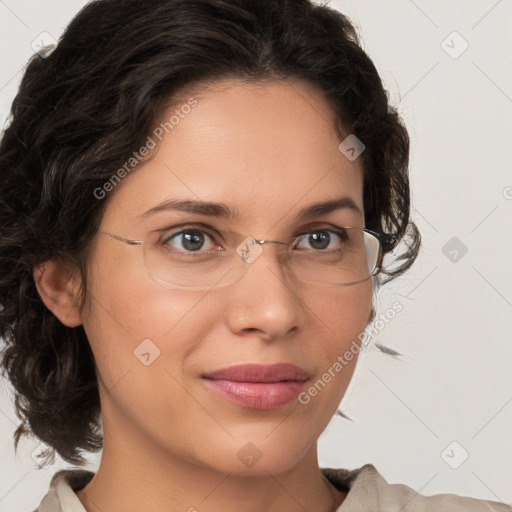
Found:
[162,228,219,253]
[293,229,348,251]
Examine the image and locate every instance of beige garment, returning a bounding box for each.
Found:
[34,463,511,512]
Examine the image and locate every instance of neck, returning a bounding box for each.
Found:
[76,414,346,512]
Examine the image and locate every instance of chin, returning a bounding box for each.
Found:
[197,431,316,477]
[213,455,307,478]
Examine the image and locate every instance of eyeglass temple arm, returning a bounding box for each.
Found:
[102,232,143,246]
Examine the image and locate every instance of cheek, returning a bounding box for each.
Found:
[303,280,372,399]
[79,241,219,388]
[313,278,373,344]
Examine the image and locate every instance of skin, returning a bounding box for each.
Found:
[34,78,373,512]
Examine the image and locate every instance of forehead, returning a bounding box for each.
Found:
[101,78,364,231]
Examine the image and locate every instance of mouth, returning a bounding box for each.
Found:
[202,363,310,410]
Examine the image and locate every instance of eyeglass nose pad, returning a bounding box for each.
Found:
[235,236,264,264]
[235,236,289,265]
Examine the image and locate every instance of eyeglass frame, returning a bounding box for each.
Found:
[99,227,398,288]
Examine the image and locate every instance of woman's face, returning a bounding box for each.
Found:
[80,78,372,475]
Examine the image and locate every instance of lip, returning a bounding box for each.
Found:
[202,363,309,410]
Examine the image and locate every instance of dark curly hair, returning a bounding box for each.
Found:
[0,0,420,466]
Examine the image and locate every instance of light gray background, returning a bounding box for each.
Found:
[1,1,511,510]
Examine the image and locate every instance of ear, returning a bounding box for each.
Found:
[33,259,83,327]
[368,306,376,324]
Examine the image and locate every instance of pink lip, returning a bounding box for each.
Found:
[202,363,309,410]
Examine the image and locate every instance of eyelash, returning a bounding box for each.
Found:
[157,223,349,253]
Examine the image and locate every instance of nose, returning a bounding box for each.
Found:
[226,242,304,341]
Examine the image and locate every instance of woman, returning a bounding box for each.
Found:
[0,1,508,511]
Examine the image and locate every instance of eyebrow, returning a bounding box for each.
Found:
[141,196,363,220]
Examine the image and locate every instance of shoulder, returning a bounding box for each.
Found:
[33,469,95,512]
[321,464,511,511]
